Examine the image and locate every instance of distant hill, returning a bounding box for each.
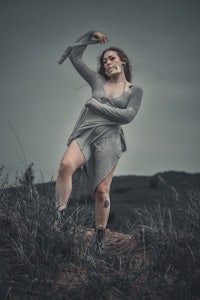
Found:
[35,170,200,232]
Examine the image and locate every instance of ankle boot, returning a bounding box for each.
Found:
[53,209,66,231]
[94,228,106,256]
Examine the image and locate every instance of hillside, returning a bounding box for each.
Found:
[1,169,200,299]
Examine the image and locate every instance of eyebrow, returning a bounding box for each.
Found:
[103,55,115,61]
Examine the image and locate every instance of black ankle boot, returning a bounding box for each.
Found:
[53,209,66,231]
[94,228,106,256]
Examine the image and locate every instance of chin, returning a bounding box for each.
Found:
[105,65,122,77]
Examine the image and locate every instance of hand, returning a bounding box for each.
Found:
[93,31,109,43]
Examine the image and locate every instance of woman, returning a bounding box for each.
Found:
[55,31,143,251]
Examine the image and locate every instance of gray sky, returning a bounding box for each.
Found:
[1,0,200,183]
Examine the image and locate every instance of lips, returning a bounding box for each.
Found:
[105,65,122,77]
[106,66,116,73]
[106,66,114,71]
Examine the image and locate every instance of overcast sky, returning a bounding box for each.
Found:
[0,0,200,183]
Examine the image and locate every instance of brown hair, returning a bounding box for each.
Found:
[98,47,132,82]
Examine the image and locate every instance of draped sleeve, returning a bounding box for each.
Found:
[58,31,101,86]
[85,86,143,125]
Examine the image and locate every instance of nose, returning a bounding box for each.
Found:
[105,59,111,67]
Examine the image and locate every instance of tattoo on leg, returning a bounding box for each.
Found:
[104,199,110,208]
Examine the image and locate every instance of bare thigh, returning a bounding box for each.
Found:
[60,139,85,173]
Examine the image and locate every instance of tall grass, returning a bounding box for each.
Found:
[0,165,200,299]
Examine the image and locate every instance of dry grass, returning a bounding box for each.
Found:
[0,165,200,299]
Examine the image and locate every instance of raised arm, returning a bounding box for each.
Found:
[85,86,143,124]
[58,31,109,86]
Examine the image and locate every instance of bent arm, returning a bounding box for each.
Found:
[69,32,101,86]
[86,86,143,124]
[58,31,101,86]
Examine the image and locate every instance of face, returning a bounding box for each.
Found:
[103,51,123,77]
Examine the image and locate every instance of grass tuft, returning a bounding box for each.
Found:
[0,165,200,299]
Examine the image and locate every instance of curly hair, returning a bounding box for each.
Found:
[97,47,132,82]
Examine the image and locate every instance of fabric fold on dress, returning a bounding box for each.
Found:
[58,31,99,64]
[58,31,143,195]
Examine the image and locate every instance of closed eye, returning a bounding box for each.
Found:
[103,56,116,64]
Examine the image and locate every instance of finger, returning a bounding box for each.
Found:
[94,32,109,43]
[93,31,99,38]
[101,34,107,42]
[102,34,109,43]
[99,36,104,43]
[99,36,103,43]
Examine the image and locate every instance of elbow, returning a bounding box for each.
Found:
[124,112,136,124]
[69,54,81,64]
[69,46,84,62]
[127,115,135,123]
[120,116,133,125]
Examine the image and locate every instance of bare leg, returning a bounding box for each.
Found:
[55,140,85,211]
[94,166,116,230]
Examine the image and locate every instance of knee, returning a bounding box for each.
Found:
[58,161,73,178]
[95,184,109,201]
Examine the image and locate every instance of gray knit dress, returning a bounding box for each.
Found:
[59,31,143,194]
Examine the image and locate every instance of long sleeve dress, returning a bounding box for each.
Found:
[59,31,143,194]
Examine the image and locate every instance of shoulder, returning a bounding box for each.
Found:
[130,83,143,91]
[130,83,143,96]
